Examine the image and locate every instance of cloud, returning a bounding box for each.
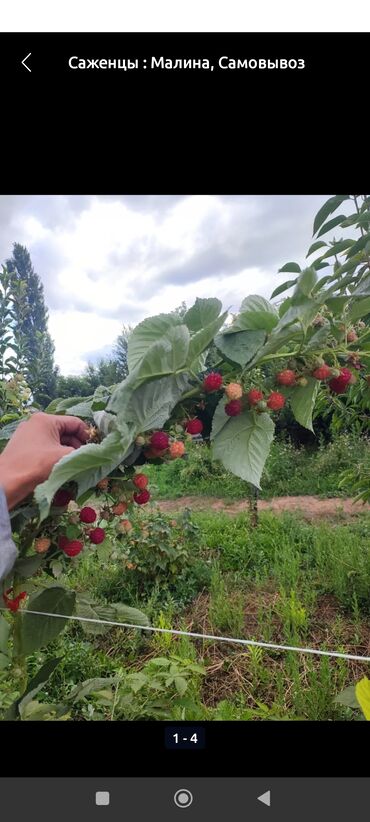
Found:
[0,193,335,374]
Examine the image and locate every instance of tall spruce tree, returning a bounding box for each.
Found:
[6,243,57,405]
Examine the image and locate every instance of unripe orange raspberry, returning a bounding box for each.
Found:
[112,501,128,516]
[34,537,51,554]
[97,478,109,491]
[118,519,133,533]
[169,441,186,459]
[225,382,243,400]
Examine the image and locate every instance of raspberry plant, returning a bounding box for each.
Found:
[1,193,370,718]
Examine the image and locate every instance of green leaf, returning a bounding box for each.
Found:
[346,233,370,259]
[278,262,301,273]
[132,325,190,382]
[304,323,331,350]
[274,296,319,333]
[352,274,370,297]
[187,311,228,363]
[18,587,76,655]
[313,196,350,235]
[306,241,328,257]
[0,418,22,443]
[0,652,10,670]
[270,279,298,299]
[211,410,275,489]
[211,396,233,440]
[174,676,188,696]
[214,329,266,366]
[348,296,370,322]
[67,676,119,703]
[355,677,370,720]
[334,685,359,709]
[113,602,150,627]
[60,400,94,418]
[13,553,46,578]
[311,260,330,271]
[316,214,348,237]
[183,297,222,332]
[290,377,319,432]
[4,657,61,720]
[293,267,318,297]
[35,430,131,523]
[127,313,182,371]
[227,295,279,333]
[121,373,191,433]
[19,700,70,720]
[0,614,10,655]
[321,239,356,259]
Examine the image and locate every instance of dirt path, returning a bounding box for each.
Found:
[157,495,370,521]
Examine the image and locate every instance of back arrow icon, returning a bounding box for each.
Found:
[21,53,32,72]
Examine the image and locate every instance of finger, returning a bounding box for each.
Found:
[60,435,85,449]
[54,416,89,444]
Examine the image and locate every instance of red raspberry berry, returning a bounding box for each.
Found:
[247,389,264,406]
[58,535,70,551]
[185,418,204,434]
[225,399,243,416]
[79,506,97,524]
[203,371,223,392]
[276,370,296,386]
[328,367,353,394]
[63,540,84,557]
[150,431,170,450]
[312,365,332,380]
[52,489,73,507]
[133,473,149,490]
[133,489,151,505]
[89,528,106,545]
[266,392,286,411]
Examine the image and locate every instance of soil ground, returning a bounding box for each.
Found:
[157,495,370,521]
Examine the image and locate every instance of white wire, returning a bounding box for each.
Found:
[1,607,370,663]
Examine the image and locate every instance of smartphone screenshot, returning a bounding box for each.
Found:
[0,29,369,820]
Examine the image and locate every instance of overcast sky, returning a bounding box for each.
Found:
[0,194,330,375]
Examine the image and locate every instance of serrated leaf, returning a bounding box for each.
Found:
[355,677,370,720]
[120,373,191,433]
[35,430,132,523]
[279,262,301,273]
[212,410,275,489]
[13,553,45,578]
[313,196,350,235]
[187,310,228,363]
[270,279,298,299]
[234,295,279,332]
[215,329,266,366]
[132,324,190,382]
[113,602,150,627]
[293,267,318,297]
[17,587,76,655]
[174,676,188,696]
[127,313,183,371]
[67,676,119,703]
[210,396,233,440]
[290,377,319,432]
[183,297,222,332]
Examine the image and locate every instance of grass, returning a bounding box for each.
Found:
[144,433,369,500]
[2,508,369,721]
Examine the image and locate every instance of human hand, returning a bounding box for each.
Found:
[0,412,88,510]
